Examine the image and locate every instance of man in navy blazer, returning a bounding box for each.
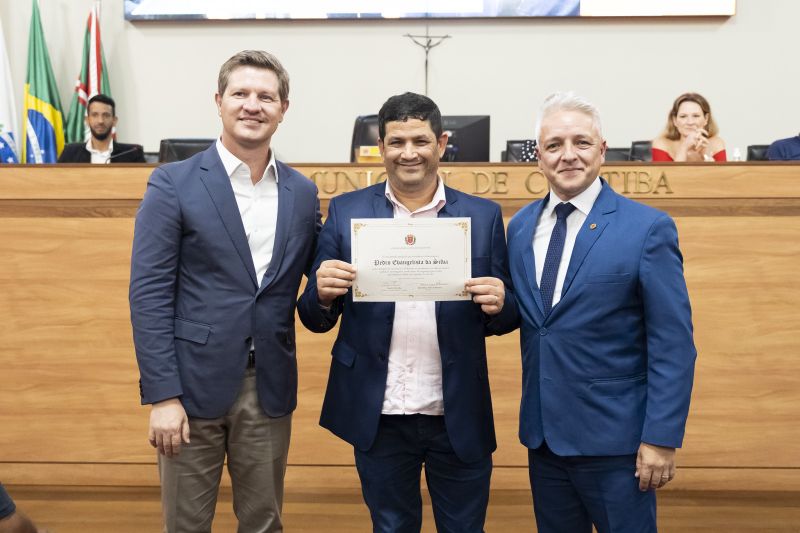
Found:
[767,133,800,160]
[507,93,696,532]
[297,92,518,532]
[129,51,320,532]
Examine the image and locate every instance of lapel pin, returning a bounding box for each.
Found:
[589,223,597,230]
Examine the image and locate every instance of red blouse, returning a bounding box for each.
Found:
[651,147,727,162]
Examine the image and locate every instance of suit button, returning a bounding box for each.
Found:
[539,327,548,336]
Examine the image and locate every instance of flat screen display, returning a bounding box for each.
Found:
[441,115,490,163]
[124,0,735,21]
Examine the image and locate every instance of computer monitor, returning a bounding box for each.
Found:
[158,138,215,163]
[441,115,490,162]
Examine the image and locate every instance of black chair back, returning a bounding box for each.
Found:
[158,139,215,163]
[629,140,653,162]
[350,115,380,162]
[504,140,536,162]
[604,147,630,161]
[746,144,770,161]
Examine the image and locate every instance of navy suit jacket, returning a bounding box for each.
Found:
[766,135,800,160]
[507,180,696,456]
[130,145,321,418]
[297,182,519,463]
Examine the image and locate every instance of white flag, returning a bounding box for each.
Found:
[0,15,19,163]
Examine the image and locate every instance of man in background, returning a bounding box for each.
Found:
[767,132,800,160]
[58,94,145,163]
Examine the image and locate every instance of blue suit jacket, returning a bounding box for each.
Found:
[297,182,519,463]
[766,135,800,160]
[130,145,321,419]
[507,180,696,456]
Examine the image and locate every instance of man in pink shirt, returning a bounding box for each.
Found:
[298,92,519,532]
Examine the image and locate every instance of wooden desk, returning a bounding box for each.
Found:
[1,162,798,492]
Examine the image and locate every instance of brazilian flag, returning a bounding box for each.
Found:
[22,0,64,163]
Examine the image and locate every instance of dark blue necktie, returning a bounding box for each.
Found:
[540,202,576,315]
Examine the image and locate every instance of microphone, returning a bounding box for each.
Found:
[441,130,458,162]
[105,145,143,163]
[442,143,458,162]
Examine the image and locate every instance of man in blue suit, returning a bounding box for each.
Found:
[297,92,518,532]
[767,133,800,160]
[129,50,320,532]
[507,92,696,532]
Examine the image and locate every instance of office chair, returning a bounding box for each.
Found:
[350,115,380,162]
[503,140,537,162]
[158,138,215,163]
[604,147,630,161]
[629,140,653,162]
[746,144,770,161]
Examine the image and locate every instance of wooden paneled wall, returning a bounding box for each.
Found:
[1,163,798,492]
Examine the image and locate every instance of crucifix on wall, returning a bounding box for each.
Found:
[404,26,451,96]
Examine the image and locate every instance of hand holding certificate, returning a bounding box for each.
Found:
[351,218,471,302]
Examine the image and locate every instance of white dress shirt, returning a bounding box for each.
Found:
[86,138,113,164]
[381,179,447,416]
[533,177,602,307]
[215,139,279,286]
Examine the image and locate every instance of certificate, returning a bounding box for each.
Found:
[351,218,472,302]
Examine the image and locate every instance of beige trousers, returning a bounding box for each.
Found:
[158,368,292,533]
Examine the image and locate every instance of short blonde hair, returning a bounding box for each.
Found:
[217,50,289,102]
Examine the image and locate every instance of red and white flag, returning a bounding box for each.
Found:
[64,2,111,143]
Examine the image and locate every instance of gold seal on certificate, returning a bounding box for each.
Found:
[351,218,472,302]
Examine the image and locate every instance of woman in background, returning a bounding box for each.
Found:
[652,92,726,162]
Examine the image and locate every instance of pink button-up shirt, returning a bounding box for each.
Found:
[381,179,447,416]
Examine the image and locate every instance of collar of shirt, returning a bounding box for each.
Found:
[215,138,278,184]
[544,176,602,218]
[384,177,446,216]
[85,138,113,156]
